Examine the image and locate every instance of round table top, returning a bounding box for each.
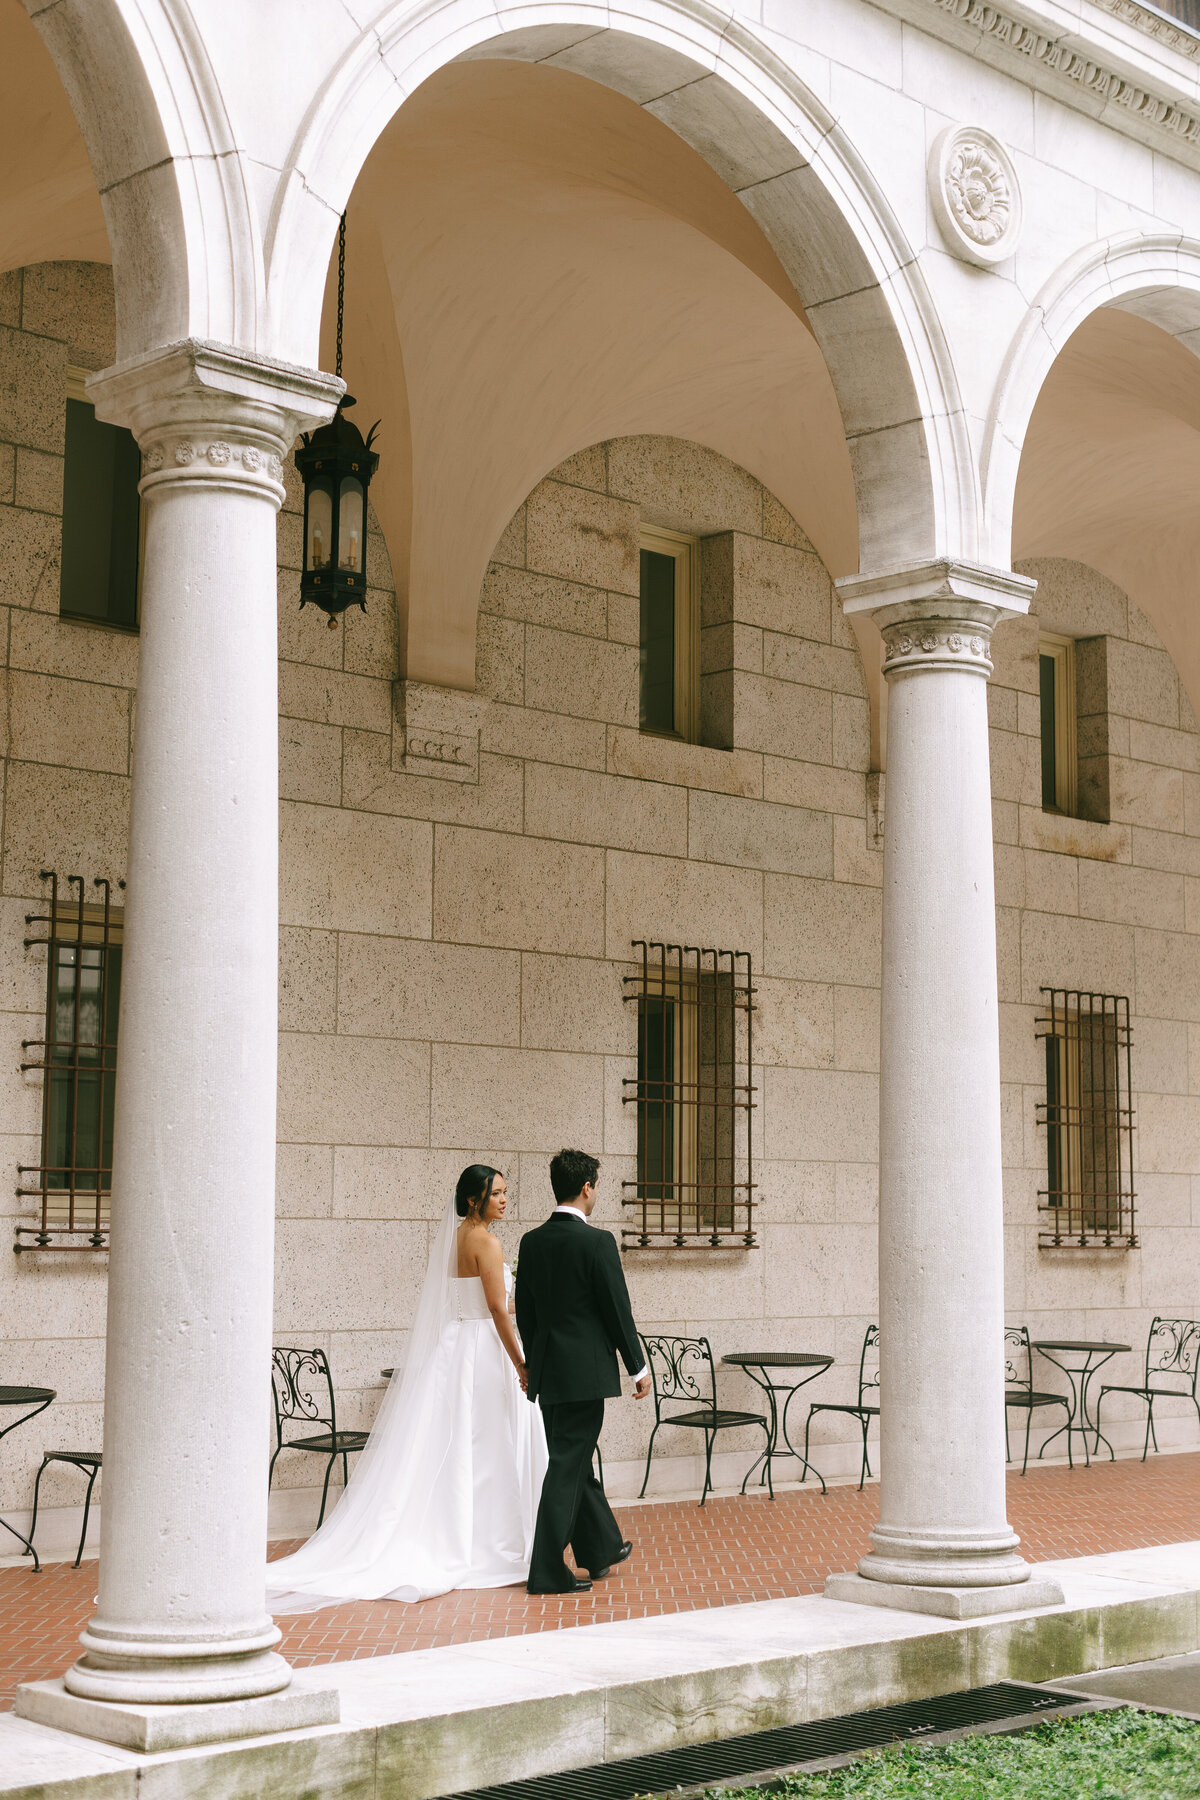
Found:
[1032,1340,1130,1355]
[722,1351,833,1369]
[0,1386,55,1404]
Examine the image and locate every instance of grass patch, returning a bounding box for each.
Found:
[704,1708,1200,1798]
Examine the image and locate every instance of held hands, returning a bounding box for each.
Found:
[517,1361,529,1395]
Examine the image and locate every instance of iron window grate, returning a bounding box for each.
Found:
[622,939,756,1248]
[16,870,123,1252]
[434,1683,1087,1800]
[1036,988,1135,1249]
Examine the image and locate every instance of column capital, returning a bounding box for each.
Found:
[837,559,1035,619]
[86,339,343,506]
[837,560,1036,683]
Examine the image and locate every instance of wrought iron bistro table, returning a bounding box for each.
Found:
[0,1387,55,1569]
[722,1352,834,1495]
[1032,1341,1131,1468]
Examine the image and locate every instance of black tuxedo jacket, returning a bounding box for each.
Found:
[515,1211,643,1405]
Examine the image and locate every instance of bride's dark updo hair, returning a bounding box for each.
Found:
[455,1164,503,1219]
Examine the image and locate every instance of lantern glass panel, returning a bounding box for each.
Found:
[307,482,333,570]
[338,477,364,573]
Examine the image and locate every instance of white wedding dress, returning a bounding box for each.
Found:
[267,1202,548,1610]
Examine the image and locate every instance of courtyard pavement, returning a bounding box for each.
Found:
[2,1450,1197,1711]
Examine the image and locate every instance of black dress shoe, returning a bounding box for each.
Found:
[527,1576,592,1595]
[590,1540,633,1579]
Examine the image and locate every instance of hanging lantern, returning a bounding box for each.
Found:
[297,214,381,628]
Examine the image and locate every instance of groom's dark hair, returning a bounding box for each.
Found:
[550,1149,599,1203]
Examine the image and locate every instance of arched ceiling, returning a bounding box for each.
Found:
[0,0,108,273]
[329,57,859,690]
[1014,307,1200,718]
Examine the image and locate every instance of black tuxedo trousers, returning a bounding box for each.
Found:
[515,1211,644,1592]
[528,1399,624,1590]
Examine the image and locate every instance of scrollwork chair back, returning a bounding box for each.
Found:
[1003,1325,1032,1395]
[859,1324,881,1404]
[642,1334,715,1419]
[1146,1318,1200,1395]
[272,1347,334,1440]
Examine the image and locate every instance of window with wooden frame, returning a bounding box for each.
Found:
[17,872,124,1251]
[638,527,699,742]
[1036,989,1136,1249]
[60,365,142,631]
[622,941,756,1248]
[1039,632,1077,814]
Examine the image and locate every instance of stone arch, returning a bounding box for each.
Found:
[19,0,261,358]
[983,232,1200,718]
[983,233,1200,565]
[265,0,975,579]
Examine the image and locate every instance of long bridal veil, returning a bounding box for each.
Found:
[266,1199,461,1610]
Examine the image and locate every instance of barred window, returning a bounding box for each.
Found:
[1036,989,1135,1248]
[17,872,123,1251]
[622,941,756,1248]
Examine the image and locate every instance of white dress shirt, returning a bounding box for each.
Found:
[554,1205,649,1384]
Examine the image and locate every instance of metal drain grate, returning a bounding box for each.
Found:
[439,1682,1088,1800]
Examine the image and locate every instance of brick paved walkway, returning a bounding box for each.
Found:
[2,1452,1197,1709]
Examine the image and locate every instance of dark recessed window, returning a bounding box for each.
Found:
[639,528,697,740]
[60,370,141,630]
[1039,632,1076,814]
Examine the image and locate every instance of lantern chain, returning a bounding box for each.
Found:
[335,212,346,382]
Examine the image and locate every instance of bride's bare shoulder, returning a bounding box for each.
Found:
[457,1221,502,1277]
[474,1229,503,1266]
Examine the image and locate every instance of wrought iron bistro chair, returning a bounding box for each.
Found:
[1004,1326,1072,1475]
[270,1348,369,1527]
[28,1449,101,1568]
[804,1325,880,1491]
[638,1335,772,1506]
[1094,1317,1200,1462]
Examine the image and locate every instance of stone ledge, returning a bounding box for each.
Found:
[1017,807,1131,862]
[1,1542,1197,1800]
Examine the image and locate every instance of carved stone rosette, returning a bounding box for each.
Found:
[140,434,287,499]
[928,124,1023,268]
[879,608,997,680]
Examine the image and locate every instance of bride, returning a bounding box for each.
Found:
[267,1165,548,1609]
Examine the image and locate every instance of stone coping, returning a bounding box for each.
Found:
[2,1542,1199,1800]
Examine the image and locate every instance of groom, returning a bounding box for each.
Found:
[515,1149,650,1594]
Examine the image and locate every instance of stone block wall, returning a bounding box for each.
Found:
[0,261,1198,1544]
[0,264,127,1541]
[995,557,1200,1448]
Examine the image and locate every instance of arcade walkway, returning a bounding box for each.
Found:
[3,1450,1197,1710]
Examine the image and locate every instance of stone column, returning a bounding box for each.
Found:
[828,562,1063,1620]
[17,343,343,1747]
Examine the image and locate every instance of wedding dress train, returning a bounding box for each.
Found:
[267,1204,548,1610]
